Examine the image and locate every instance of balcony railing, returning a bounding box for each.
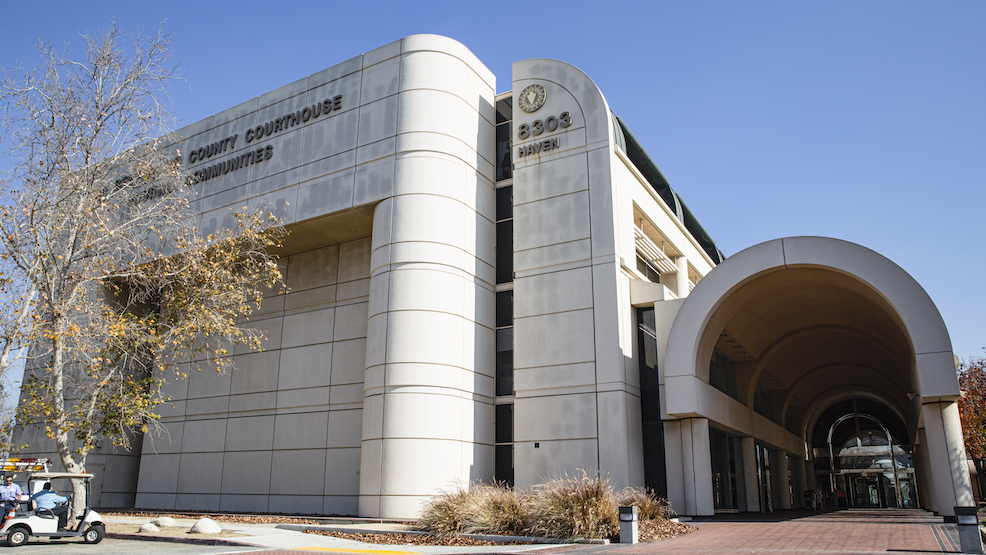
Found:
[634,227,678,274]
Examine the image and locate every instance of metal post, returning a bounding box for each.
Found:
[619,506,638,544]
[954,506,984,554]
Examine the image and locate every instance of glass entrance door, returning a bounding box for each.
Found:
[756,443,772,512]
[850,475,882,507]
[710,428,739,511]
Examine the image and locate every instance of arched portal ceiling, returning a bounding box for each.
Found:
[811,398,910,452]
[712,267,915,436]
[746,326,909,409]
[715,267,910,361]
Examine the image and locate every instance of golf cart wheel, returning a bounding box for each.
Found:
[83,524,104,544]
[6,526,28,547]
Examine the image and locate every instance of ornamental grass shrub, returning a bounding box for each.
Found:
[418,482,533,538]
[418,472,675,540]
[526,472,619,540]
[460,483,531,536]
[617,487,674,520]
[417,485,471,537]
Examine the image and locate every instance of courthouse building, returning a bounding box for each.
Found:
[16,35,976,520]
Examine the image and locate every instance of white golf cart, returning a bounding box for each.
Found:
[0,472,105,547]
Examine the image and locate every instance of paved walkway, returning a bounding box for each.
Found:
[104,508,977,555]
[532,509,966,555]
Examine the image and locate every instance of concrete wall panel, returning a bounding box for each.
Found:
[324,448,361,495]
[225,416,275,451]
[281,309,336,349]
[220,494,269,513]
[181,419,227,453]
[287,246,340,292]
[514,439,599,486]
[177,453,225,494]
[278,344,333,390]
[269,495,324,515]
[514,393,597,441]
[513,192,590,252]
[360,57,400,105]
[327,409,363,448]
[175,494,220,511]
[274,412,329,450]
[277,386,331,409]
[514,267,593,318]
[270,449,327,495]
[353,156,395,206]
[221,451,273,494]
[230,351,280,395]
[514,309,595,369]
[135,454,181,494]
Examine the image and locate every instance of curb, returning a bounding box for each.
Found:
[106,532,256,547]
[275,524,610,545]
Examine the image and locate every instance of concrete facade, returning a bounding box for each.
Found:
[15,35,975,521]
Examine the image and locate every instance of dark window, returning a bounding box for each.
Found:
[637,307,667,497]
[495,97,512,182]
[636,254,661,283]
[496,328,514,396]
[495,97,512,124]
[709,348,739,401]
[494,444,514,486]
[496,186,513,221]
[753,381,774,422]
[496,220,513,284]
[496,290,513,328]
[496,124,512,182]
[495,404,513,444]
[493,96,516,489]
[496,186,513,285]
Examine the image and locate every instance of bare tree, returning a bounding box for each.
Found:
[0,23,284,505]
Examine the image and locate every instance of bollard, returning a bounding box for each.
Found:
[954,506,984,554]
[619,505,638,544]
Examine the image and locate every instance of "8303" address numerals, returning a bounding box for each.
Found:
[517,112,571,139]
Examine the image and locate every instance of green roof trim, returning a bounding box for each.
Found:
[613,114,725,264]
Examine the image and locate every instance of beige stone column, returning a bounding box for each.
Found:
[805,459,817,491]
[770,450,792,510]
[675,256,689,298]
[357,36,497,519]
[664,417,714,516]
[741,437,761,512]
[791,455,808,508]
[690,418,715,515]
[664,419,686,514]
[914,429,936,511]
[921,401,975,517]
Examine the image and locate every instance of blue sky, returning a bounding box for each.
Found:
[2,1,984,360]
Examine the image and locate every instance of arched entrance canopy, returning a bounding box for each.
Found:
[665,237,957,413]
[660,236,973,517]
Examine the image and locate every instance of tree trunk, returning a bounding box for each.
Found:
[67,479,87,529]
[975,459,985,507]
[48,331,89,523]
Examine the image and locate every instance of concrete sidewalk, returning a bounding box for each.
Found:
[102,514,562,554]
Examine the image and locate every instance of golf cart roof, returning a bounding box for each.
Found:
[27,472,94,480]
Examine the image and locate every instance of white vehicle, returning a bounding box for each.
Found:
[0,472,105,547]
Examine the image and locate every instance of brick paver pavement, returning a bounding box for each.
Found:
[531,509,962,555]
